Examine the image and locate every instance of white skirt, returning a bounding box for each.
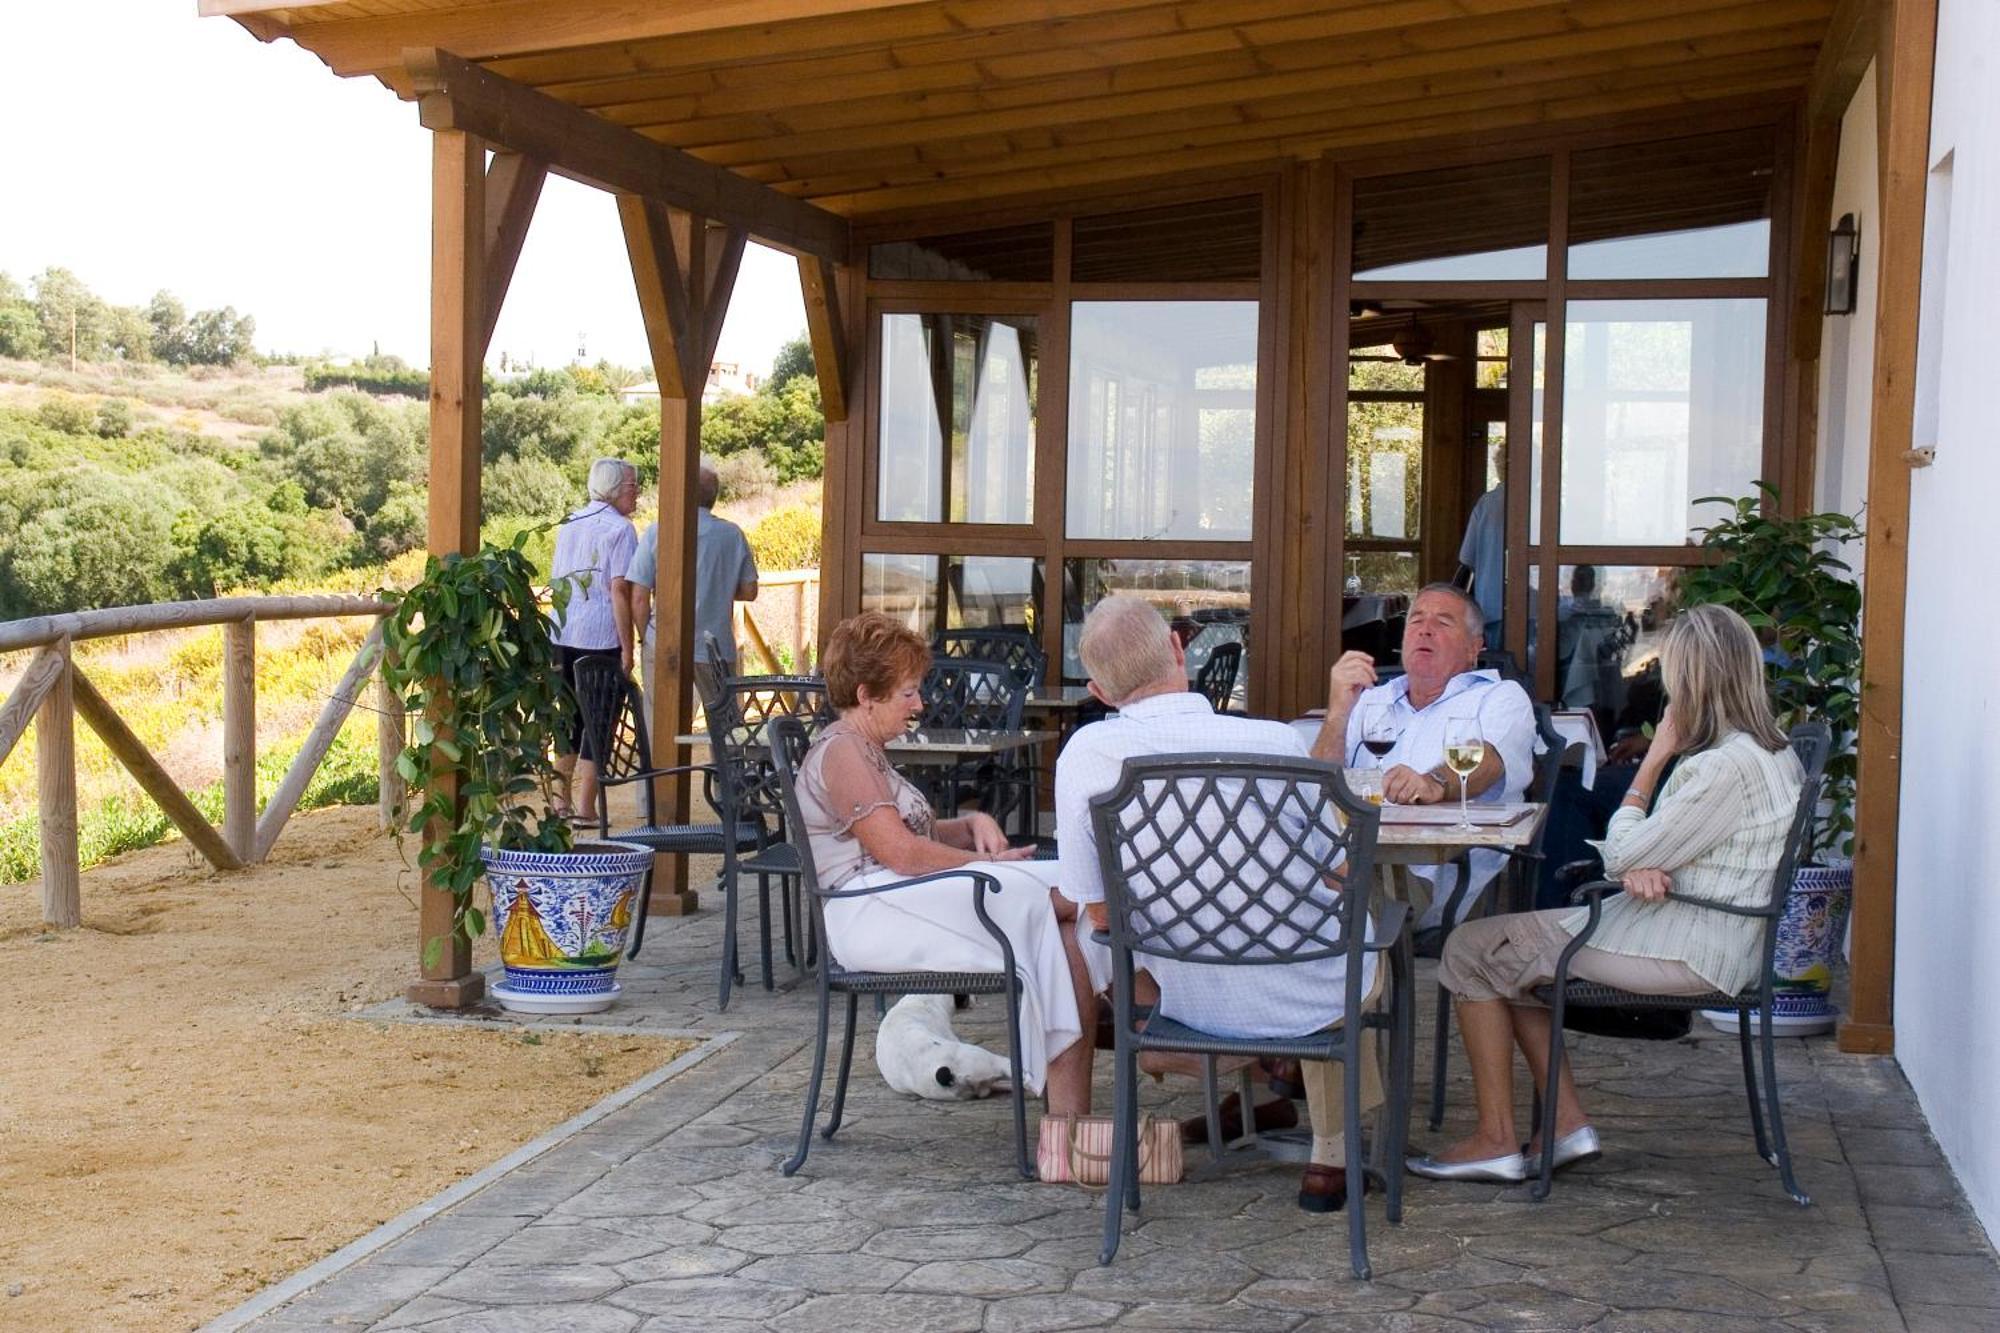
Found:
[822,860,1079,1095]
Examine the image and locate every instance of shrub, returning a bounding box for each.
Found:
[36,391,96,435]
[714,449,778,503]
[304,357,429,398]
[483,453,573,521]
[747,502,821,571]
[94,397,134,438]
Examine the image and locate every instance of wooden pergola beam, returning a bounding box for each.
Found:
[1807,0,1879,124]
[405,48,849,262]
[618,195,698,398]
[1841,0,1937,1056]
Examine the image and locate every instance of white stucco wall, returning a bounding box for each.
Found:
[1814,65,1880,534]
[1891,0,2000,1243]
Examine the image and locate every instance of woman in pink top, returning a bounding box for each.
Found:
[794,613,1095,1114]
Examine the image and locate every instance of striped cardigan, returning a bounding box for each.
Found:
[1562,731,1805,998]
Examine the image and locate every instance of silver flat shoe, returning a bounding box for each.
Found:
[1405,1150,1529,1183]
[1525,1125,1602,1172]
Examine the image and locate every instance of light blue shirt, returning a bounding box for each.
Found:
[1057,692,1376,1041]
[626,509,758,664]
[1458,484,1505,630]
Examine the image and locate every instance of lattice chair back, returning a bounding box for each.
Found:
[765,714,834,949]
[933,627,1046,690]
[1087,754,1381,978]
[920,658,1025,731]
[1193,641,1243,712]
[707,676,834,826]
[574,656,652,799]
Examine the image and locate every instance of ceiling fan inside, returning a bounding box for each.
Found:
[1390,322,1457,366]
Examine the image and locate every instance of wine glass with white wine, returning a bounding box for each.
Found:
[1443,718,1486,831]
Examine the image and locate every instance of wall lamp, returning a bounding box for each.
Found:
[1825,213,1860,315]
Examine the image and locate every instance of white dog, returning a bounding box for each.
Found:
[874,994,1013,1101]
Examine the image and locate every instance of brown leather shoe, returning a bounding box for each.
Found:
[1180,1093,1300,1146]
[1298,1163,1350,1213]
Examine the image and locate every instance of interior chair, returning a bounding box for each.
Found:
[704,674,836,1002]
[1192,640,1244,713]
[1528,721,1833,1203]
[1421,703,1571,1129]
[765,714,1034,1180]
[917,657,1032,831]
[570,656,762,976]
[1090,753,1413,1279]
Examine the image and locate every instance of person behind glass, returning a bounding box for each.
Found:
[793,613,1097,1115]
[549,458,639,822]
[1310,583,1537,931]
[1407,603,1804,1183]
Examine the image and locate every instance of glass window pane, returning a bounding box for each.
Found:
[862,554,1044,639]
[1568,130,1773,279]
[1072,195,1261,282]
[861,552,938,636]
[1553,564,1674,736]
[1066,301,1257,542]
[1061,559,1249,696]
[877,313,1037,525]
[869,223,1054,281]
[1352,158,1550,281]
[1528,320,1546,546]
[1346,401,1422,541]
[1559,299,1766,546]
[1339,555,1415,666]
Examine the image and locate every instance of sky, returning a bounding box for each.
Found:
[0,2,806,377]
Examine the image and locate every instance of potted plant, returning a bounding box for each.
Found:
[381,532,652,1015]
[1679,482,1862,1035]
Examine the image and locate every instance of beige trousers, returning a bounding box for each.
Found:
[1299,961,1388,1145]
[1437,908,1711,1004]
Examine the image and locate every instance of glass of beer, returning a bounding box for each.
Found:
[1349,767,1385,808]
[1443,718,1486,831]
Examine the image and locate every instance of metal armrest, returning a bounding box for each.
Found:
[820,867,1001,901]
[1566,878,1625,905]
[600,762,718,787]
[1555,857,1601,887]
[1663,888,1774,918]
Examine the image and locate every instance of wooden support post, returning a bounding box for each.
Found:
[1840,0,1938,1056]
[798,254,849,423]
[36,640,79,929]
[410,126,488,1009]
[222,618,257,862]
[377,657,405,832]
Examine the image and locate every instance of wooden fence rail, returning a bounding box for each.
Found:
[0,595,396,927]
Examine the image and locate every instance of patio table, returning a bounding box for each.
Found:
[676,726,1057,766]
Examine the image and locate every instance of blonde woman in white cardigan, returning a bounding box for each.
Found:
[1408,604,1804,1184]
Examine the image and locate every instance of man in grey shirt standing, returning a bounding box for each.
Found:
[628,460,759,709]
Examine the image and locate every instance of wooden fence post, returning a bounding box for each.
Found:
[223,618,258,862]
[36,639,79,928]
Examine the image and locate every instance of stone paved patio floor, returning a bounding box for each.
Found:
[222,874,2000,1333]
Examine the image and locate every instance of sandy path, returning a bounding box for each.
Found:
[0,806,691,1332]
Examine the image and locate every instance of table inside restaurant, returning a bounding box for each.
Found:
[676,727,1058,766]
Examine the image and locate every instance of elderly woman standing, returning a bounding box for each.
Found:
[1409,603,1803,1183]
[795,613,1095,1115]
[550,457,639,821]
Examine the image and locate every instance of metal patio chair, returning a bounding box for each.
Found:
[704,673,835,1003]
[1528,720,1832,1204]
[1089,753,1414,1279]
[917,656,1033,831]
[932,626,1046,691]
[765,714,1035,1180]
[570,656,761,967]
[1193,639,1244,712]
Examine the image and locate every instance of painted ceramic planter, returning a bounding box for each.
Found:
[1706,861,1854,1036]
[482,841,652,1015]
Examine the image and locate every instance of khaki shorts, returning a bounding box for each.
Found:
[1436,908,1712,1005]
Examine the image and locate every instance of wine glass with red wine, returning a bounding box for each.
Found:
[1360,703,1397,761]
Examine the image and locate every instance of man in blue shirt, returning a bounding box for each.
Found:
[627,461,758,708]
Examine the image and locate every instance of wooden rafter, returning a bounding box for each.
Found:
[480,151,546,354]
[619,195,697,397]
[798,254,849,422]
[406,48,848,260]
[702,226,749,374]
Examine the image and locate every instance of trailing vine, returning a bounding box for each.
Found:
[380,530,575,964]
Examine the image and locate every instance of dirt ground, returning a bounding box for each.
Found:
[0,805,693,1333]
